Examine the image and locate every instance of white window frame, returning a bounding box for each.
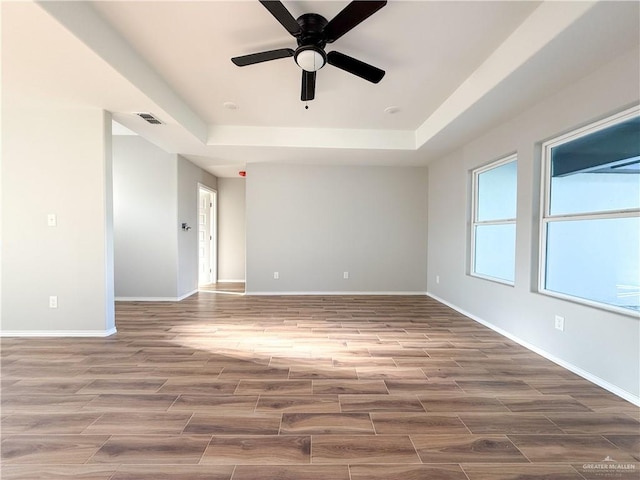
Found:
[470,154,518,285]
[538,105,640,315]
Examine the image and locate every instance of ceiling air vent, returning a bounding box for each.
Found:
[135,112,162,125]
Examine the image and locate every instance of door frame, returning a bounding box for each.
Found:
[198,184,217,286]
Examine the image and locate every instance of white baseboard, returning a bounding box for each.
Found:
[115,290,197,302]
[427,292,640,406]
[216,279,245,283]
[199,290,245,296]
[178,290,198,301]
[0,327,117,338]
[115,297,180,302]
[246,291,427,296]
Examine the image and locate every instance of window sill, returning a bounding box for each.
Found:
[539,288,640,318]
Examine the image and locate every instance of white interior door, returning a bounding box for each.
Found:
[198,187,216,286]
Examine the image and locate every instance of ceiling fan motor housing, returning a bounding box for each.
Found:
[296,13,328,47]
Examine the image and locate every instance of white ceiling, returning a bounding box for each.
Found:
[3,1,639,177]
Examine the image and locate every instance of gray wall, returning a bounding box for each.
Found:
[217,177,246,282]
[427,47,640,401]
[177,155,218,296]
[246,164,428,293]
[112,139,217,300]
[2,106,115,335]
[113,136,178,298]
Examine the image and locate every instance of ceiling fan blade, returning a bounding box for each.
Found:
[301,70,316,101]
[324,1,387,43]
[259,0,302,36]
[327,51,385,83]
[231,48,294,67]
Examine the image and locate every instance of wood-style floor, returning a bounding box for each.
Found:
[1,294,638,479]
[199,283,246,295]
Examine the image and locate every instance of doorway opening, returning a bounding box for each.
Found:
[198,185,217,287]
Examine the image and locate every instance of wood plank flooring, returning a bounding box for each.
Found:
[1,294,638,479]
[199,283,246,295]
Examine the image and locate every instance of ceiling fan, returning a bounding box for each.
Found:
[231,1,387,102]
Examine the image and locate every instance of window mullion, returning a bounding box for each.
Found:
[474,218,516,226]
[546,209,640,223]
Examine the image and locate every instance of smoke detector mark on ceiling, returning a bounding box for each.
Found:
[135,112,163,124]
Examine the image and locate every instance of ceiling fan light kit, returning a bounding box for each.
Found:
[231,0,387,102]
[295,45,326,72]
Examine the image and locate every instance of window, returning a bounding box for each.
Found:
[471,155,517,284]
[540,106,640,314]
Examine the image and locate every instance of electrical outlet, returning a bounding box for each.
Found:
[273,272,279,280]
[436,275,440,284]
[555,315,564,332]
[47,214,57,227]
[49,296,58,308]
[343,271,349,279]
